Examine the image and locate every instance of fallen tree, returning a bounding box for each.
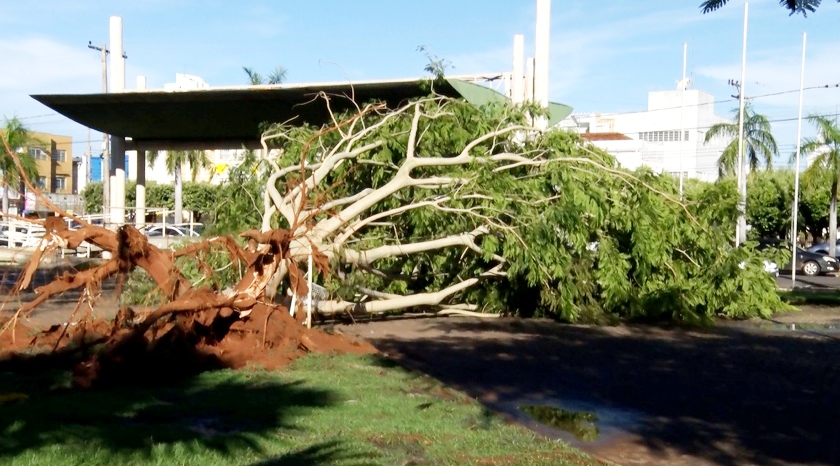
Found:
[2,92,787,350]
[248,95,786,323]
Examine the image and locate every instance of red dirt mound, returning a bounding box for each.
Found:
[0,303,376,388]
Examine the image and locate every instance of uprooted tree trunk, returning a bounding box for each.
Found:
[0,135,319,357]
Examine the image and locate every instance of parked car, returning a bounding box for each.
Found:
[806,240,840,257]
[142,225,200,238]
[759,239,838,276]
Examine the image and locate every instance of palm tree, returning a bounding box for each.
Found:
[1,117,39,213]
[701,0,837,16]
[243,66,287,85]
[704,103,778,178]
[147,150,212,223]
[801,115,840,256]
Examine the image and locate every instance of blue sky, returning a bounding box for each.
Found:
[1,0,839,167]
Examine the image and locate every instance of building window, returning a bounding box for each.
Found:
[29,147,47,160]
[53,176,67,191]
[36,176,47,189]
[53,150,67,162]
[639,131,689,143]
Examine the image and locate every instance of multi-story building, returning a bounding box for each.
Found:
[26,131,76,194]
[559,86,731,182]
[0,131,79,214]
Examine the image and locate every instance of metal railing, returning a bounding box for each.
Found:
[1,208,204,261]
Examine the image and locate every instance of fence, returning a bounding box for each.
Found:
[1,207,204,260]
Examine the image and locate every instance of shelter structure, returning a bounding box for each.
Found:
[32,77,572,226]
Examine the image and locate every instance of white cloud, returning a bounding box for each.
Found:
[0,37,100,93]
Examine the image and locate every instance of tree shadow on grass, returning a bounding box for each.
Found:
[250,440,380,466]
[0,367,349,464]
[359,318,840,466]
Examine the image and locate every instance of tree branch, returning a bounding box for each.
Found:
[318,277,479,314]
[344,227,489,266]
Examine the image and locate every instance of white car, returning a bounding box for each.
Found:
[142,225,200,238]
[738,259,780,278]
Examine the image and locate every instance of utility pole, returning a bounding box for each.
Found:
[88,41,110,222]
[678,43,688,198]
[87,39,127,225]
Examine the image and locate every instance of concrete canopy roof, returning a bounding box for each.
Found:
[32,77,573,151]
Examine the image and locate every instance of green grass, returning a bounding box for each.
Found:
[0,354,599,466]
[778,289,840,306]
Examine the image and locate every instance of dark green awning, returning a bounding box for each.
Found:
[32,78,572,150]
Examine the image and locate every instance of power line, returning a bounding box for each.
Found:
[578,82,840,118]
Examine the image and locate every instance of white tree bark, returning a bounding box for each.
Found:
[1,184,8,213]
[254,97,555,316]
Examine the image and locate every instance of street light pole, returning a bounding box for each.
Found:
[88,41,110,222]
[791,32,807,290]
[735,2,749,246]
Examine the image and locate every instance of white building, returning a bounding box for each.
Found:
[560,87,731,182]
[128,74,242,185]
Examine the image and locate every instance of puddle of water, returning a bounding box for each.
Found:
[520,404,599,441]
[493,396,642,448]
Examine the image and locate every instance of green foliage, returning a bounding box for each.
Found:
[705,103,778,177]
[243,66,287,85]
[81,180,219,222]
[1,116,39,197]
[800,168,831,239]
[417,45,452,82]
[208,151,265,235]
[182,182,217,223]
[122,268,165,307]
[802,115,840,252]
[746,170,794,239]
[261,97,787,323]
[81,181,103,214]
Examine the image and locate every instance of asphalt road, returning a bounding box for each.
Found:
[776,273,840,290]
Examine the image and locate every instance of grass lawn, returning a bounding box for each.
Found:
[778,289,840,306]
[0,354,599,466]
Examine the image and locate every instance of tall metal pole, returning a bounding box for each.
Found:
[679,42,687,198]
[109,16,126,225]
[735,2,749,246]
[791,32,807,290]
[100,44,110,224]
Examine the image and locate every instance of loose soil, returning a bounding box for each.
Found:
[0,299,375,389]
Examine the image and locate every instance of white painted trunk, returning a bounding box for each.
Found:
[174,165,183,224]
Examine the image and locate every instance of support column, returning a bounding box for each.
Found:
[534,0,551,128]
[135,76,147,230]
[110,137,126,224]
[136,149,146,229]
